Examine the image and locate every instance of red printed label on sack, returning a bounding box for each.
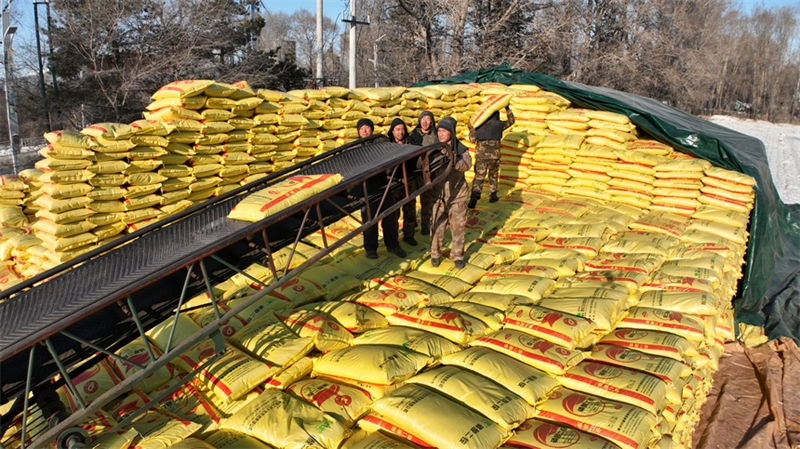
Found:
[563,393,606,417]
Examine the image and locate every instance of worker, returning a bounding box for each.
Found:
[408,111,437,237]
[354,118,406,259]
[429,116,472,269]
[468,106,515,208]
[387,117,419,246]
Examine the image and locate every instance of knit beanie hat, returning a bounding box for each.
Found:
[418,110,435,128]
[437,116,457,135]
[356,118,374,133]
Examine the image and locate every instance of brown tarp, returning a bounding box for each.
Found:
[693,338,800,449]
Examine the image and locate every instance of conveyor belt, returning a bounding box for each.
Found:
[0,140,430,364]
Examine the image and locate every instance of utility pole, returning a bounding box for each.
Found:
[45,0,59,129]
[315,0,323,87]
[341,0,368,89]
[3,12,20,173]
[370,34,385,88]
[33,1,51,131]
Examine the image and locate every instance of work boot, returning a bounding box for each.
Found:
[489,192,499,203]
[388,246,407,258]
[431,257,441,267]
[403,235,418,246]
[454,259,466,269]
[366,249,378,259]
[420,226,430,237]
[467,192,480,209]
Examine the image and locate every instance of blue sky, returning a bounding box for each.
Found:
[264,0,798,18]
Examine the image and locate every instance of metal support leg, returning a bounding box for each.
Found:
[199,259,223,321]
[165,264,195,353]
[126,296,157,363]
[44,339,85,410]
[20,344,35,447]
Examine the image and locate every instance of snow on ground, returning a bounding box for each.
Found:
[708,115,800,205]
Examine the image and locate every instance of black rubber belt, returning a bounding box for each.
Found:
[0,141,423,362]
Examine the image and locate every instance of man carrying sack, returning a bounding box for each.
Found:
[468,106,514,208]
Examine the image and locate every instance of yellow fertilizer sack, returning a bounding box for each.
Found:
[263,276,326,307]
[342,289,427,316]
[278,309,354,352]
[175,341,276,403]
[81,122,135,140]
[56,359,122,410]
[640,273,716,294]
[112,340,175,393]
[537,297,624,333]
[371,384,509,449]
[387,305,492,344]
[222,389,348,449]
[408,365,533,430]
[339,430,419,449]
[587,344,689,386]
[687,219,748,244]
[471,329,584,375]
[298,301,388,333]
[536,389,659,449]
[123,410,202,449]
[441,347,558,406]
[538,236,605,257]
[229,173,342,222]
[414,257,487,284]
[486,263,560,280]
[504,304,595,349]
[404,271,473,297]
[152,80,214,100]
[469,276,555,302]
[617,307,706,343]
[230,319,314,368]
[455,291,528,310]
[704,166,755,186]
[312,344,430,385]
[597,329,696,361]
[153,380,223,430]
[353,326,461,361]
[0,263,23,290]
[44,129,92,148]
[508,418,624,449]
[637,291,720,316]
[370,275,453,305]
[470,94,512,128]
[296,264,361,299]
[288,377,373,425]
[265,355,314,390]
[583,254,664,276]
[692,205,749,228]
[357,412,443,447]
[0,206,27,227]
[203,430,273,448]
[568,270,647,294]
[601,232,678,257]
[558,361,668,415]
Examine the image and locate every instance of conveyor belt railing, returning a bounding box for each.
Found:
[0,137,453,448]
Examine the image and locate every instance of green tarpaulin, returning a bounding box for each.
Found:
[417,63,800,343]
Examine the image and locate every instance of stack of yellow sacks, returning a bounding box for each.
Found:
[2,159,755,449]
[0,80,764,449]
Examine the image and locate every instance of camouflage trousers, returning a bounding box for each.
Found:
[430,197,468,261]
[472,139,501,196]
